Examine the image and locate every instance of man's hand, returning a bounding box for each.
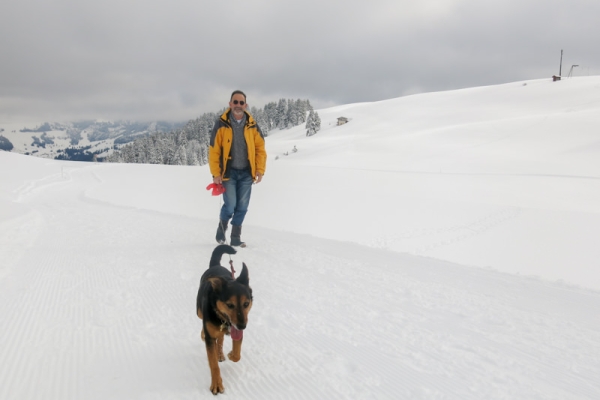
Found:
[254,173,263,184]
[213,176,222,184]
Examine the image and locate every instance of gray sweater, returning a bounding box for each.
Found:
[229,113,250,170]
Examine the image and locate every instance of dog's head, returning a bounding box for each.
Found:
[207,263,253,330]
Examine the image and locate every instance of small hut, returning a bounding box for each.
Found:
[337,117,349,126]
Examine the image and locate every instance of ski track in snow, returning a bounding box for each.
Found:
[1,164,600,399]
[372,206,522,255]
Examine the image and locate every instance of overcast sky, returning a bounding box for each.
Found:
[1,0,599,123]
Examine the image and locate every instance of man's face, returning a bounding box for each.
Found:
[229,93,247,119]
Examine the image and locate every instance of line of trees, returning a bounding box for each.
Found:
[107,99,313,165]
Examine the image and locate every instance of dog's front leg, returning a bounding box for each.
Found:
[217,335,226,362]
[228,338,243,362]
[205,336,224,394]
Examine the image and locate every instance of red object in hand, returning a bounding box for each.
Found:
[206,183,225,196]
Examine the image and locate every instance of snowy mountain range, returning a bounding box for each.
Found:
[0,120,184,161]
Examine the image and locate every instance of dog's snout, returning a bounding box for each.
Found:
[235,323,246,330]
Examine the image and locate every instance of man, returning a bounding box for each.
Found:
[208,90,267,247]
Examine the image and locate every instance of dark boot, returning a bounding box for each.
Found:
[230,225,246,247]
[216,220,228,244]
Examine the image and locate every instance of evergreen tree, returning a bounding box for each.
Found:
[173,145,187,165]
[295,99,307,125]
[186,141,201,166]
[306,110,315,136]
[199,144,208,165]
[285,99,296,128]
[147,137,162,164]
[276,99,287,129]
[306,110,321,136]
[264,102,277,131]
[253,108,269,137]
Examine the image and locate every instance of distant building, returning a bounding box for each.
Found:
[337,117,349,126]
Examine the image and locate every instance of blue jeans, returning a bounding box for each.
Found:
[220,168,253,226]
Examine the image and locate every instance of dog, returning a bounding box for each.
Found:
[196,244,253,395]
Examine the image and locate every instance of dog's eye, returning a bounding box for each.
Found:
[243,302,250,308]
[227,303,235,310]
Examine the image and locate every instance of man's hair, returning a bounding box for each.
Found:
[230,90,247,101]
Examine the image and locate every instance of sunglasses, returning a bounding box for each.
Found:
[232,100,245,105]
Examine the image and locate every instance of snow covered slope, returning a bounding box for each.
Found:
[1,77,599,399]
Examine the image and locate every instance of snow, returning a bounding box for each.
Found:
[1,77,600,399]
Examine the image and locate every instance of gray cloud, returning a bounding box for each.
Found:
[1,0,598,123]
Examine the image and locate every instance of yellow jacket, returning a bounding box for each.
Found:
[208,109,267,181]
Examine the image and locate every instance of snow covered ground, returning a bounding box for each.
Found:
[1,77,600,399]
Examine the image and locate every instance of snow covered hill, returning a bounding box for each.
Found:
[1,77,599,399]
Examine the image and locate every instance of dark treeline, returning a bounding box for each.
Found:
[0,135,13,151]
[107,99,313,165]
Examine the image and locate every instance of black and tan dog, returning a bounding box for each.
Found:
[196,244,253,395]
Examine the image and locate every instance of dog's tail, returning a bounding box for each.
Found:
[209,244,237,267]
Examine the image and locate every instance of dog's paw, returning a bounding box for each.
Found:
[227,351,241,362]
[210,378,224,395]
[218,350,226,362]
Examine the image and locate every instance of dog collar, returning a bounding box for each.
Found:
[219,320,230,332]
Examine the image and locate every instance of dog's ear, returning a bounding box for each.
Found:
[236,263,250,286]
[207,276,226,291]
